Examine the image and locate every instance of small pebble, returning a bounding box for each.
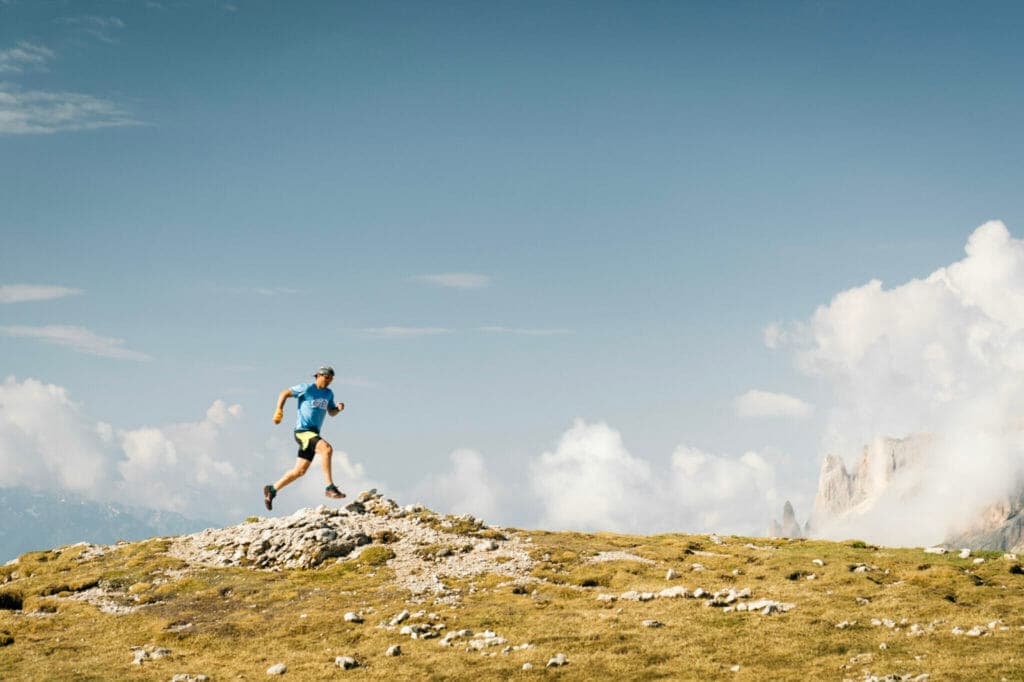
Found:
[266,663,287,675]
[386,645,402,656]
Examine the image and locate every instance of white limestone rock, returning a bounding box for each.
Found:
[546,653,568,668]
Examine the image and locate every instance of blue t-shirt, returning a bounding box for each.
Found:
[291,382,335,432]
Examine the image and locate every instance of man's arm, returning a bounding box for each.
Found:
[273,388,293,423]
[329,401,345,417]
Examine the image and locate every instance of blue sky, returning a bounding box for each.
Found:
[3,1,1024,536]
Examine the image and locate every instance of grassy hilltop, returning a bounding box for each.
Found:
[1,492,1023,681]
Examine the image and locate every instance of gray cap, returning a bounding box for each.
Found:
[314,365,335,377]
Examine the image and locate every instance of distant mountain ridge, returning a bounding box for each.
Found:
[801,435,1024,552]
[0,486,217,562]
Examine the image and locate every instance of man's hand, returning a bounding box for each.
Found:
[335,402,345,413]
[273,408,284,424]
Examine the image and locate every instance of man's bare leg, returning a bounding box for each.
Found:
[275,458,312,492]
[317,440,346,499]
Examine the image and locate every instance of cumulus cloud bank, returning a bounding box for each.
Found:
[410,449,501,521]
[529,419,778,535]
[781,221,1024,544]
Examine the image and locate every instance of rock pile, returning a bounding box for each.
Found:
[168,490,535,598]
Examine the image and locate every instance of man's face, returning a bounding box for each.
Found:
[315,373,334,388]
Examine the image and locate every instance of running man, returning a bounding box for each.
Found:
[264,365,347,510]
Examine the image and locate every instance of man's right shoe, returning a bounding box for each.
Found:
[263,485,275,511]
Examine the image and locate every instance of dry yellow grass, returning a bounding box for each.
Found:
[2,528,1023,680]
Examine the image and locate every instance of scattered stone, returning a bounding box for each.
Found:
[923,547,947,555]
[390,610,411,626]
[691,563,706,571]
[973,558,985,564]
[619,590,655,602]
[546,653,568,668]
[344,612,363,623]
[335,656,359,670]
[467,631,509,650]
[710,533,723,545]
[596,593,617,602]
[386,645,402,656]
[266,663,287,675]
[170,675,209,682]
[132,646,172,665]
[666,568,680,580]
[959,549,971,559]
[642,620,664,628]
[836,621,856,629]
[744,599,795,615]
[812,559,825,567]
[586,551,654,564]
[522,663,533,671]
[657,586,689,599]
[1004,553,1018,561]
[730,665,740,673]
[879,642,888,650]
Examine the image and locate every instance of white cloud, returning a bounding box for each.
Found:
[117,399,247,513]
[530,419,652,532]
[734,389,813,419]
[0,325,151,361]
[359,326,453,338]
[0,284,82,303]
[0,84,140,135]
[410,449,500,520]
[668,446,778,533]
[780,220,1024,544]
[528,419,779,535]
[0,42,55,74]
[0,376,117,493]
[56,16,126,44]
[415,273,492,289]
[477,326,573,336]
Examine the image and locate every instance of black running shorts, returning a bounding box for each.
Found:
[294,430,321,461]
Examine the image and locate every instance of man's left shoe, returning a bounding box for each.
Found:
[325,484,346,500]
[263,485,275,510]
